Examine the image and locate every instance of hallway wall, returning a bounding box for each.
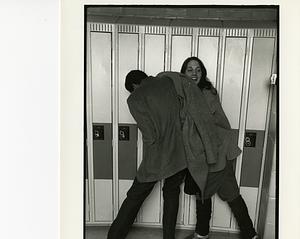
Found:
[257,85,277,238]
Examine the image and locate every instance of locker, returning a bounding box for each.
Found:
[85,22,277,234]
[171,35,192,71]
[118,32,139,212]
[86,29,113,222]
[197,36,219,87]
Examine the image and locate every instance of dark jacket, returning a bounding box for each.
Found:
[127,76,187,183]
[156,72,241,195]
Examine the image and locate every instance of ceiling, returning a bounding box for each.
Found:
[86,6,278,28]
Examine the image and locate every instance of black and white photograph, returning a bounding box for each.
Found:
[7,1,300,239]
[83,5,278,239]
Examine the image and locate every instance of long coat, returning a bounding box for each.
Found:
[128,72,241,196]
[156,72,241,195]
[127,76,187,183]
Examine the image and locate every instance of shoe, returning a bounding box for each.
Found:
[184,232,209,239]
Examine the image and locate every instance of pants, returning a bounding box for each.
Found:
[193,163,257,239]
[107,169,186,239]
[185,160,239,201]
[195,195,256,239]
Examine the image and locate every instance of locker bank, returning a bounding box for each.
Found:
[84,6,277,239]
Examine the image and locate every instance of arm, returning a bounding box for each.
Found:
[127,94,157,145]
[204,88,232,129]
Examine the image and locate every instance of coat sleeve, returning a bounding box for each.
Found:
[206,89,232,129]
[127,95,157,145]
[207,89,242,159]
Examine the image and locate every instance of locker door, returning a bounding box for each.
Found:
[117,27,167,225]
[189,32,220,226]
[118,32,139,213]
[239,37,276,227]
[89,31,113,222]
[197,36,219,87]
[138,32,166,224]
[170,28,193,225]
[212,36,247,229]
[171,34,192,71]
[85,144,89,222]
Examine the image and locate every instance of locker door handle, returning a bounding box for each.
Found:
[93,125,104,140]
[119,126,130,141]
[270,74,277,85]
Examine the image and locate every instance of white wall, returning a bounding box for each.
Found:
[0,1,59,239]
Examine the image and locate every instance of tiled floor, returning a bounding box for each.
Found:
[85,226,240,239]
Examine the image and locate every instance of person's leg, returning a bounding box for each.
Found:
[184,170,212,239]
[218,161,257,239]
[195,197,212,238]
[162,169,186,239]
[107,178,156,239]
[228,195,257,239]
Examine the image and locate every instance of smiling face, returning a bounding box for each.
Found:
[184,60,202,84]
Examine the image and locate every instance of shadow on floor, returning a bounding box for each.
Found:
[85,226,240,239]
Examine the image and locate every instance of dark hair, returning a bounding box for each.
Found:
[125,70,148,93]
[180,56,213,91]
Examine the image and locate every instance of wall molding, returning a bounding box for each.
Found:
[198,27,221,36]
[145,25,167,34]
[225,28,248,37]
[88,23,277,39]
[118,24,139,33]
[254,28,277,37]
[89,22,112,32]
[171,26,193,35]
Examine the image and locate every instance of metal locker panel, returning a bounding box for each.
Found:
[136,153,162,223]
[188,196,197,225]
[198,37,219,87]
[91,32,112,123]
[119,33,139,124]
[85,135,88,179]
[169,34,192,224]
[171,35,192,71]
[85,179,89,222]
[145,34,165,76]
[212,195,232,228]
[140,33,165,224]
[222,38,247,129]
[94,179,113,221]
[138,183,161,223]
[118,180,133,209]
[246,38,275,130]
[240,130,265,187]
[265,197,276,225]
[239,187,259,226]
[118,124,138,180]
[118,33,141,219]
[269,88,277,143]
[93,123,113,179]
[177,183,185,224]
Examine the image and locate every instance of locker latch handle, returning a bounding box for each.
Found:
[270,74,277,85]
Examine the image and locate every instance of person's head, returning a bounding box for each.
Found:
[180,56,212,90]
[125,70,148,93]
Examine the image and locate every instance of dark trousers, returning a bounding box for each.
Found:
[195,198,212,236]
[195,195,257,239]
[107,170,186,239]
[228,195,257,239]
